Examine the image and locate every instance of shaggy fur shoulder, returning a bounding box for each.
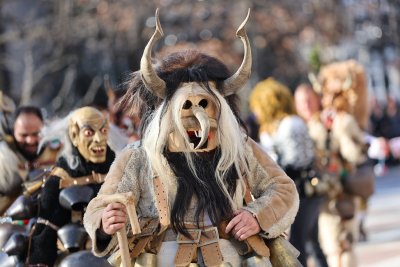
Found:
[84,145,149,256]
[0,141,21,195]
[242,138,299,238]
[84,140,299,256]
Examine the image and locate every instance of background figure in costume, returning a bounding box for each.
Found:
[294,83,329,267]
[308,60,372,267]
[249,78,326,267]
[84,10,300,267]
[0,105,60,215]
[27,106,116,266]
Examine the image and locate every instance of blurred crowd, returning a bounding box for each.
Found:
[368,96,400,169]
[245,59,391,267]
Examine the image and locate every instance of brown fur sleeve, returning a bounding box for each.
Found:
[83,147,134,257]
[242,138,299,238]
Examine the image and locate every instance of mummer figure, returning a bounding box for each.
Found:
[84,9,299,267]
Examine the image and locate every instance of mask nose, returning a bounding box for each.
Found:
[182,96,208,110]
[93,131,101,143]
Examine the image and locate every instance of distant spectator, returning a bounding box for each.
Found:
[0,106,59,214]
[249,78,323,267]
[385,96,400,139]
[294,83,321,122]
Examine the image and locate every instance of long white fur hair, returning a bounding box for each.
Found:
[142,84,250,206]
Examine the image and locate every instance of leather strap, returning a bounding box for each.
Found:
[153,176,170,232]
[50,167,106,189]
[199,227,224,267]
[148,230,166,254]
[245,235,270,257]
[36,217,59,231]
[130,219,159,258]
[175,229,201,267]
[130,236,153,258]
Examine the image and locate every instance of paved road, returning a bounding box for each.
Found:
[355,165,400,267]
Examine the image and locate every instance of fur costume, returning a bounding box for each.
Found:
[308,60,370,267]
[313,59,369,130]
[84,10,299,267]
[27,107,116,266]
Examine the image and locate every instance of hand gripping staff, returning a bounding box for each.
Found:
[99,192,141,267]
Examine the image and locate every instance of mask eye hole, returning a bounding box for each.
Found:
[83,129,94,137]
[100,127,108,134]
[182,100,192,110]
[199,99,208,108]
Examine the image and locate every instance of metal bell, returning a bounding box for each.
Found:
[4,195,37,220]
[57,223,88,250]
[134,252,157,267]
[219,262,233,267]
[242,255,272,267]
[2,232,28,258]
[58,250,112,267]
[265,237,302,267]
[0,223,26,249]
[59,185,94,211]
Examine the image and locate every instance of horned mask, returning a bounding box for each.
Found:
[140,9,251,153]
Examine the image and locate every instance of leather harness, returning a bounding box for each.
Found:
[50,167,106,189]
[127,175,271,266]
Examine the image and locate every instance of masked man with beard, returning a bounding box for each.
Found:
[84,10,299,267]
[27,106,116,266]
[0,106,60,215]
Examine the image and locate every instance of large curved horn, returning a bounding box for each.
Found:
[223,9,252,96]
[140,9,167,99]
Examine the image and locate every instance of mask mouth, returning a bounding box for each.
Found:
[187,130,209,150]
[90,145,106,156]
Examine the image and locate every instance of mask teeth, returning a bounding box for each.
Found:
[194,130,202,138]
[189,143,195,149]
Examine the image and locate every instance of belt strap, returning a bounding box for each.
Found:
[199,227,224,267]
[174,227,224,267]
[175,229,201,267]
[36,217,59,231]
[130,218,159,258]
[153,176,170,232]
[50,167,106,189]
[246,235,270,257]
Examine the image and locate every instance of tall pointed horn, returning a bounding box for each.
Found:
[224,9,252,96]
[140,8,166,99]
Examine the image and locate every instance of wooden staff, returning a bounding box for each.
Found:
[99,192,141,267]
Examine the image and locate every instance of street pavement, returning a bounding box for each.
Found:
[355,164,400,267]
